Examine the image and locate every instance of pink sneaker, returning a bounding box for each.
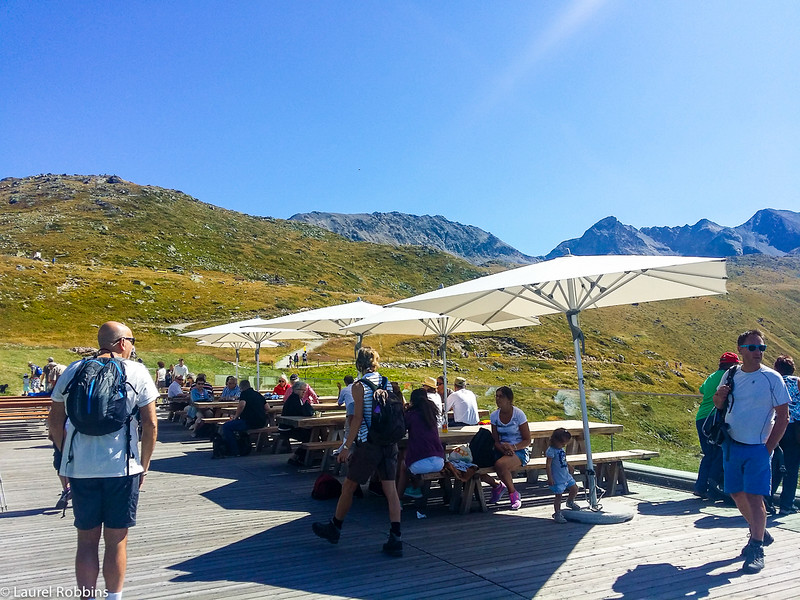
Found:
[489,482,507,504]
[510,491,521,510]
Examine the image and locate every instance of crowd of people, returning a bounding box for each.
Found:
[29,321,800,595]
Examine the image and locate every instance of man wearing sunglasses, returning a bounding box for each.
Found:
[713,329,790,573]
[49,321,159,600]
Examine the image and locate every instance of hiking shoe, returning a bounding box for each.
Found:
[553,511,567,524]
[779,507,798,516]
[742,542,765,573]
[509,491,521,510]
[382,532,403,557]
[55,488,71,510]
[403,486,423,499]
[565,499,583,511]
[488,482,507,504]
[740,530,773,557]
[312,520,341,544]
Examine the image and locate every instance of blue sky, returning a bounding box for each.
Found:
[2,1,798,256]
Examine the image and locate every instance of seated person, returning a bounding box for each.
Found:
[273,374,290,397]
[221,380,267,456]
[167,374,189,417]
[220,375,241,400]
[281,391,314,465]
[479,386,531,511]
[283,373,320,404]
[445,377,480,426]
[398,388,445,501]
[187,374,214,433]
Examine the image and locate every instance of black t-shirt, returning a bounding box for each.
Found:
[239,388,267,429]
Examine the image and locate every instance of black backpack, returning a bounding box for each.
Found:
[64,355,138,473]
[212,431,252,458]
[469,427,496,468]
[360,376,406,446]
[702,366,737,446]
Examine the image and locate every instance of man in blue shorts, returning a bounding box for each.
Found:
[49,322,158,599]
[714,329,790,573]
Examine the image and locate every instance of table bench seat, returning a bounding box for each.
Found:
[433,448,659,514]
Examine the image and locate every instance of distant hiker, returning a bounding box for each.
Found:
[155,361,168,390]
[694,351,740,500]
[302,350,308,365]
[48,320,158,599]
[293,353,299,367]
[713,329,790,573]
[173,358,189,379]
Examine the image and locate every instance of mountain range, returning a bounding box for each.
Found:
[292,209,800,265]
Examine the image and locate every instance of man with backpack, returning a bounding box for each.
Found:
[713,329,790,573]
[48,321,159,600]
[312,346,406,557]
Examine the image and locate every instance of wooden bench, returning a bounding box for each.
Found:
[441,449,659,514]
[247,426,280,452]
[299,440,343,470]
[0,409,51,422]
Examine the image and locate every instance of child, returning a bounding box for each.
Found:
[22,373,30,396]
[546,427,583,523]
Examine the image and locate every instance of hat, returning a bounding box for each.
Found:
[720,352,740,364]
[422,376,437,388]
[454,377,467,387]
[289,374,299,382]
[47,357,54,363]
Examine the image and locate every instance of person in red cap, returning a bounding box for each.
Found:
[694,351,741,499]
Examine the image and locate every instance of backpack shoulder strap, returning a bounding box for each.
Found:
[359,377,378,391]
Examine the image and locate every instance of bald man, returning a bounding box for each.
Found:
[49,321,158,600]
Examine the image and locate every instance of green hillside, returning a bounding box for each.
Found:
[2,174,800,471]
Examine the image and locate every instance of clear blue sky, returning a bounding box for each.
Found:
[2,1,798,256]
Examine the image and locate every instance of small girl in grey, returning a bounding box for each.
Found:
[546,428,583,523]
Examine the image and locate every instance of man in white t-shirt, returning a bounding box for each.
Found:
[172,358,189,379]
[714,329,790,574]
[446,377,480,425]
[49,321,158,600]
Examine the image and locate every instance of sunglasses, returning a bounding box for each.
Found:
[739,344,766,352]
[116,336,136,345]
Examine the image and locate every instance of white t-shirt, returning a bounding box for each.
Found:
[155,367,167,383]
[490,406,528,446]
[446,388,479,425]
[717,365,791,444]
[173,363,189,378]
[52,358,159,478]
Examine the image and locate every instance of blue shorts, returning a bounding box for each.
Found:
[549,477,577,495]
[493,447,530,467]
[723,440,771,496]
[70,475,141,530]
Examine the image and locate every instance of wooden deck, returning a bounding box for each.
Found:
[2,420,800,599]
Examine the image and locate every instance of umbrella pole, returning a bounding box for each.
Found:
[235,348,240,379]
[440,334,448,424]
[255,343,260,391]
[567,312,599,510]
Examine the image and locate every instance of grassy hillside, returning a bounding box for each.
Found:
[2,174,800,471]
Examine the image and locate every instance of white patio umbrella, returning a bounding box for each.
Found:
[248,299,385,360]
[342,306,539,399]
[196,338,278,379]
[182,319,320,389]
[392,254,728,510]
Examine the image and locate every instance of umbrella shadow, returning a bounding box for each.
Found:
[612,557,744,599]
[636,497,707,517]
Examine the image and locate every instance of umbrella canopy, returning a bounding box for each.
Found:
[250,299,385,359]
[393,254,728,509]
[342,306,539,395]
[196,338,278,379]
[182,319,320,388]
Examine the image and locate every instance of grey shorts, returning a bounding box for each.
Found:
[347,440,398,485]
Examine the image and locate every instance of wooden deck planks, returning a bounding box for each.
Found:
[1,419,800,599]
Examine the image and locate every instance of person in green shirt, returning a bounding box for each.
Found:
[694,351,740,498]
